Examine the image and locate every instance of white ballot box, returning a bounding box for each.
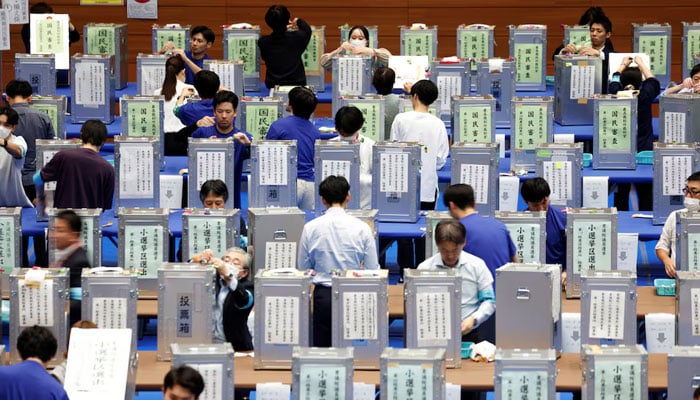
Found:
[336,95,385,142]
[331,55,373,116]
[633,23,672,88]
[535,143,584,208]
[83,23,128,89]
[581,344,648,400]
[667,346,700,400]
[400,25,438,58]
[114,136,160,208]
[292,347,354,399]
[380,348,446,400]
[430,59,470,127]
[331,270,388,369]
[35,139,81,221]
[152,25,190,54]
[237,96,284,140]
[565,208,618,298]
[0,207,22,296]
[494,348,557,400]
[249,140,298,208]
[136,53,167,96]
[509,24,547,91]
[510,96,554,172]
[303,25,325,92]
[451,95,496,143]
[70,54,115,124]
[371,142,421,222]
[171,343,235,400]
[248,207,305,274]
[495,211,547,264]
[659,93,700,144]
[187,138,236,209]
[682,22,700,79]
[181,209,240,262]
[425,211,452,259]
[553,55,602,126]
[117,208,169,293]
[476,59,516,128]
[120,96,165,169]
[9,268,68,367]
[30,95,67,139]
[314,139,361,215]
[450,142,499,216]
[404,269,462,368]
[157,263,215,361]
[48,208,102,269]
[677,211,700,272]
[222,25,260,92]
[652,142,700,225]
[204,59,244,97]
[496,263,562,354]
[14,53,56,96]
[675,271,700,345]
[580,270,637,346]
[254,269,312,370]
[592,95,638,170]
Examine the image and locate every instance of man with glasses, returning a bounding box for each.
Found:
[192,247,254,351]
[656,171,700,277]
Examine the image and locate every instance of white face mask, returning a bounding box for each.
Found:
[685,197,700,212]
[350,39,366,48]
[0,126,11,138]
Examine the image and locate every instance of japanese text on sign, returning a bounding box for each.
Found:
[459,164,489,204]
[3,0,29,24]
[459,30,489,60]
[501,371,548,400]
[570,65,596,99]
[405,32,433,57]
[387,364,434,400]
[639,35,667,75]
[302,30,321,73]
[86,27,115,55]
[569,29,592,48]
[18,279,54,327]
[337,57,364,95]
[177,293,193,338]
[0,10,9,50]
[227,35,258,74]
[246,105,278,140]
[264,296,299,344]
[126,101,161,137]
[140,65,165,96]
[187,217,227,256]
[343,292,378,340]
[687,233,700,271]
[156,30,186,51]
[543,160,573,203]
[196,151,226,190]
[124,225,163,277]
[258,145,288,186]
[692,288,700,336]
[573,220,612,273]
[687,30,700,70]
[416,289,452,345]
[191,364,222,400]
[515,43,543,84]
[0,217,16,269]
[349,102,381,141]
[506,223,541,263]
[300,366,345,400]
[593,361,640,400]
[31,105,60,138]
[207,62,238,93]
[264,242,297,269]
[459,105,491,142]
[92,297,128,329]
[598,104,631,151]
[379,152,409,193]
[436,75,461,114]
[589,290,625,340]
[663,112,686,143]
[321,160,351,181]
[74,62,106,106]
[662,156,692,196]
[119,143,154,198]
[514,104,547,150]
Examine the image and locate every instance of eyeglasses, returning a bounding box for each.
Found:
[683,187,700,196]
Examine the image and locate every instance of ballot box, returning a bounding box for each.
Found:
[157,263,215,361]
[553,55,602,126]
[29,95,67,139]
[336,95,385,142]
[580,271,637,346]
[331,270,388,369]
[48,208,102,269]
[0,207,21,296]
[457,24,495,90]
[187,138,236,209]
[84,23,128,89]
[70,54,115,124]
[171,343,235,400]
[237,96,284,140]
[509,24,547,91]
[400,25,438,58]
[181,209,240,262]
[14,53,56,96]
[222,25,260,92]
[114,136,160,209]
[475,59,516,128]
[248,207,305,274]
[340,25,379,49]
[120,96,165,169]
[677,211,700,272]
[303,25,325,92]
[117,208,169,293]
[380,348,446,400]
[581,344,648,400]
[152,24,190,54]
[249,140,298,208]
[682,22,700,79]
[633,23,672,88]
[203,59,244,97]
[314,140,361,215]
[81,267,138,350]
[510,96,554,172]
[430,59,470,126]
[565,208,618,298]
[451,95,496,143]
[136,53,167,96]
[494,348,557,400]
[535,143,584,208]
[254,269,312,370]
[404,269,462,368]
[371,142,421,222]
[658,93,700,143]
[592,95,637,169]
[667,346,700,400]
[675,271,700,345]
[292,347,354,399]
[331,55,373,116]
[425,211,452,259]
[496,263,562,353]
[35,139,81,221]
[9,268,68,367]
[562,24,592,48]
[450,142,499,216]
[495,211,547,264]
[652,143,700,225]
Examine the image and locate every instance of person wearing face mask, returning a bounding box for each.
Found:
[330,106,374,209]
[0,106,32,208]
[320,25,392,70]
[656,172,700,278]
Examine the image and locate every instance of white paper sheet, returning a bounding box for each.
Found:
[264,296,299,344]
[498,176,520,212]
[616,233,639,272]
[0,216,16,269]
[127,0,158,20]
[342,292,378,340]
[570,65,596,99]
[255,383,290,400]
[436,75,461,113]
[321,160,351,181]
[196,151,226,190]
[662,155,693,196]
[561,312,581,353]
[18,278,54,326]
[337,57,364,95]
[190,364,222,400]
[582,176,608,208]
[663,112,686,143]
[589,290,625,340]
[92,297,127,329]
[258,145,288,186]
[379,152,408,193]
[388,56,430,89]
[459,164,489,204]
[644,313,675,353]
[593,361,641,400]
[159,175,183,209]
[119,143,154,198]
[416,289,452,344]
[543,160,572,204]
[0,10,9,50]
[141,65,166,96]
[299,366,346,399]
[264,241,296,269]
[3,0,28,24]
[353,382,375,400]
[30,14,69,69]
[74,62,106,106]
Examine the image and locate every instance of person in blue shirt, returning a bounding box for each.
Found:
[192,90,252,210]
[162,25,215,85]
[520,177,568,283]
[266,86,321,210]
[174,70,220,127]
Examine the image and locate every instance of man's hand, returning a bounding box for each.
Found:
[234,133,252,145]
[664,258,677,278]
[461,316,476,335]
[196,116,215,128]
[561,271,567,287]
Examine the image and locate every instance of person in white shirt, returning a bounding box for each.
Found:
[0,106,32,208]
[656,171,700,277]
[330,106,374,209]
[154,55,197,155]
[389,79,449,275]
[664,64,700,95]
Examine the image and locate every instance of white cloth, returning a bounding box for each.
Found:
[418,251,495,326]
[297,178,315,210]
[154,80,197,132]
[0,135,31,207]
[390,111,449,202]
[298,206,379,286]
[656,209,683,258]
[329,134,375,209]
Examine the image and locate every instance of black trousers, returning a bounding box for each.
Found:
[312,285,333,347]
[393,199,437,276]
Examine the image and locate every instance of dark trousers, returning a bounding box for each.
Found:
[22,184,47,267]
[312,285,332,347]
[392,199,437,277]
[614,183,653,211]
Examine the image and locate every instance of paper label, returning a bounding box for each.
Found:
[416,289,452,345]
[379,152,408,193]
[663,112,686,143]
[593,361,640,400]
[187,217,228,257]
[92,297,127,329]
[639,35,668,75]
[256,383,290,400]
[459,30,489,60]
[436,75,461,113]
[342,292,378,340]
[264,296,299,344]
[459,164,489,204]
[18,279,54,326]
[86,26,115,55]
[589,290,625,340]
[498,176,520,212]
[506,223,541,263]
[662,156,693,196]
[404,32,433,57]
[302,30,321,73]
[140,65,165,96]
[500,371,549,400]
[32,15,68,68]
[616,233,639,272]
[119,143,154,199]
[514,105,547,150]
[0,217,16,269]
[258,145,288,186]
[195,151,227,191]
[348,102,381,141]
[155,29,186,51]
[176,292,193,338]
[597,104,631,151]
[127,0,158,19]
[190,364,223,400]
[458,105,491,142]
[3,0,28,24]
[687,30,700,70]
[206,62,238,93]
[321,160,351,182]
[337,57,364,95]
[570,65,596,99]
[226,35,258,74]
[573,220,612,273]
[543,160,573,203]
[514,43,543,84]
[245,104,278,140]
[687,233,700,271]
[74,62,106,106]
[387,364,434,399]
[42,150,60,191]
[582,176,608,209]
[264,242,297,269]
[31,105,60,139]
[692,288,700,336]
[568,29,591,48]
[126,101,161,137]
[0,10,9,50]
[300,366,346,400]
[123,225,163,277]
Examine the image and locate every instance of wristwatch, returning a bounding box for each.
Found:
[0,138,6,148]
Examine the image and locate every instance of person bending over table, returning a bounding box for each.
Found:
[665,63,700,95]
[320,25,391,70]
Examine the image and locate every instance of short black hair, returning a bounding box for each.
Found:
[5,79,33,98]
[17,325,58,363]
[334,106,364,137]
[688,172,700,183]
[193,70,220,99]
[435,219,466,246]
[80,120,108,147]
[0,106,19,126]
[191,25,215,44]
[288,86,317,119]
[620,67,642,90]
[213,90,239,111]
[372,67,396,95]
[265,5,291,34]
[443,184,475,209]
[319,175,350,205]
[30,2,53,13]
[520,177,551,203]
[347,25,370,42]
[578,6,606,26]
[199,179,229,203]
[694,386,700,399]
[410,80,438,106]
[590,14,612,34]
[163,366,205,399]
[691,64,700,78]
[56,209,82,233]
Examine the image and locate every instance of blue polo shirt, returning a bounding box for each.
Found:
[184,50,211,84]
[459,213,517,276]
[265,115,321,182]
[545,206,567,270]
[176,99,214,126]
